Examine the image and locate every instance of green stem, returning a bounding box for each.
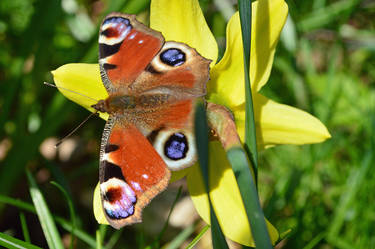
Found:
[238,0,258,180]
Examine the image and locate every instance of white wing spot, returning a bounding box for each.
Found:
[131,181,142,191]
[102,153,110,162]
[129,34,135,39]
[138,40,144,44]
[142,174,149,179]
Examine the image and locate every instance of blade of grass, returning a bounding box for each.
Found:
[302,232,325,249]
[206,104,274,247]
[0,232,42,249]
[19,212,31,243]
[210,210,229,249]
[185,224,210,249]
[237,1,274,248]
[56,218,96,248]
[0,195,96,247]
[0,195,36,212]
[50,181,76,249]
[237,0,258,178]
[26,170,64,249]
[327,151,373,238]
[226,147,273,248]
[105,230,123,249]
[194,101,229,249]
[136,228,146,249]
[163,224,195,249]
[152,186,183,248]
[298,0,361,31]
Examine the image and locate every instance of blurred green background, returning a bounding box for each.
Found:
[0,0,374,248]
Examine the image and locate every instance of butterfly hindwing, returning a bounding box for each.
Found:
[132,41,211,98]
[99,117,170,228]
[140,98,201,171]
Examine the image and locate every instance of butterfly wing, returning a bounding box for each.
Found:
[99,13,164,93]
[131,41,211,98]
[99,13,210,97]
[99,116,170,228]
[97,13,211,228]
[132,41,211,171]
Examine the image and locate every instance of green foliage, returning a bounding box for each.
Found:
[26,170,64,249]
[260,1,375,248]
[0,0,374,248]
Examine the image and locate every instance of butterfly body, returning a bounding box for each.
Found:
[92,93,172,113]
[94,13,210,229]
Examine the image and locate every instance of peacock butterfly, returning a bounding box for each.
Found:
[91,13,211,229]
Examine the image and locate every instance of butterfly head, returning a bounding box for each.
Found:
[91,100,107,113]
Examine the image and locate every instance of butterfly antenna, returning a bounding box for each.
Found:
[55,111,99,148]
[44,82,99,102]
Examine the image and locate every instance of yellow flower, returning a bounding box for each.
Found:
[52,0,330,246]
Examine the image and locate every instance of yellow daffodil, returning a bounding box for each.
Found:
[52,0,330,246]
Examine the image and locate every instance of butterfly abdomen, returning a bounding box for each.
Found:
[92,96,137,113]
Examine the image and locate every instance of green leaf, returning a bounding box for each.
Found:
[0,194,97,247]
[237,0,258,178]
[185,225,210,249]
[19,212,30,243]
[0,232,42,249]
[105,230,123,249]
[298,0,361,31]
[236,1,274,248]
[26,170,64,249]
[50,181,77,249]
[164,224,195,249]
[194,101,229,249]
[226,147,273,248]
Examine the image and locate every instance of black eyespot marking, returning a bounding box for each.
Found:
[101,28,119,38]
[104,187,121,203]
[145,64,162,74]
[103,63,117,70]
[164,133,188,160]
[103,161,125,182]
[99,42,122,59]
[160,48,186,66]
[105,144,119,153]
[147,127,163,144]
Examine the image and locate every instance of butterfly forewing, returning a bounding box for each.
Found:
[99,13,164,93]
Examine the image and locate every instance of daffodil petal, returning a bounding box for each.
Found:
[233,94,331,148]
[93,182,109,225]
[150,0,218,65]
[187,141,279,246]
[52,63,109,120]
[208,0,288,107]
[251,0,288,91]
